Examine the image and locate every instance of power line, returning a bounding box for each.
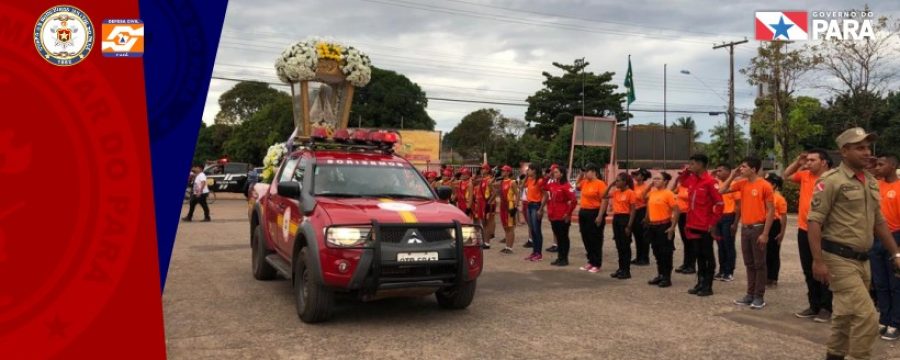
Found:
[209,75,732,115]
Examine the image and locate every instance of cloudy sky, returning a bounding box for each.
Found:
[202,0,900,142]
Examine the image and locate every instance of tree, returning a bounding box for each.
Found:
[673,116,703,142]
[708,122,748,167]
[814,9,900,128]
[442,109,500,161]
[214,81,284,125]
[193,123,233,164]
[749,96,824,162]
[525,60,628,140]
[222,93,294,164]
[742,41,820,168]
[350,67,435,130]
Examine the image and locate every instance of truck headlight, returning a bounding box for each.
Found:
[460,225,483,247]
[326,227,371,247]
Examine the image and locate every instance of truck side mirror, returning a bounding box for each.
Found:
[435,186,452,201]
[277,181,302,198]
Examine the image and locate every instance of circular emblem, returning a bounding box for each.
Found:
[378,202,416,212]
[889,190,896,199]
[751,189,759,197]
[282,207,291,242]
[34,5,94,66]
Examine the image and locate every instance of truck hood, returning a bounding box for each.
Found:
[315,197,472,226]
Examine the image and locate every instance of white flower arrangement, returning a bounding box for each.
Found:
[274,38,372,87]
[261,142,287,183]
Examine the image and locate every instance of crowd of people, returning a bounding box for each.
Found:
[426,127,900,360]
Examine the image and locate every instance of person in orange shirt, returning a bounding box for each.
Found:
[601,172,637,279]
[714,164,741,282]
[630,168,652,266]
[577,164,607,273]
[784,148,834,321]
[764,173,788,287]
[674,183,695,275]
[871,154,900,339]
[721,157,776,310]
[642,172,680,287]
[523,165,547,261]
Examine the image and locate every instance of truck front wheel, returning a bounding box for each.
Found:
[295,247,334,323]
[435,280,477,309]
[251,225,277,280]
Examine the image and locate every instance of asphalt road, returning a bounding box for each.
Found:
[164,195,900,359]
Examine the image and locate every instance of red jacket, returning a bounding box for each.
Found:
[546,182,577,221]
[678,170,723,237]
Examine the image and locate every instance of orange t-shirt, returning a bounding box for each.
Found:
[632,183,649,208]
[880,180,900,232]
[717,179,741,214]
[525,177,545,203]
[610,188,636,214]
[790,170,818,231]
[579,179,607,209]
[676,185,689,212]
[730,178,774,225]
[647,188,677,222]
[773,192,788,221]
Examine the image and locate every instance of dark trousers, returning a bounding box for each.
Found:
[798,229,833,312]
[187,193,210,220]
[578,209,604,267]
[632,207,649,262]
[716,213,737,276]
[613,214,632,272]
[678,213,695,269]
[688,229,715,289]
[741,225,767,297]
[647,222,674,278]
[766,220,782,281]
[870,232,900,327]
[551,220,571,261]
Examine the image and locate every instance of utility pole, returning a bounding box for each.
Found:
[401,116,404,129]
[663,63,667,169]
[713,38,748,165]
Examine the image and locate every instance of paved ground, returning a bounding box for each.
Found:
[164,195,900,359]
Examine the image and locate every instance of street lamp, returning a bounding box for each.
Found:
[574,58,586,168]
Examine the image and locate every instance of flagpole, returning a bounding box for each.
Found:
[625,55,631,171]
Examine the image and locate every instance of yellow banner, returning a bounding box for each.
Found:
[394,130,441,165]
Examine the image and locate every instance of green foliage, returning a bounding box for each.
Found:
[222,94,294,164]
[707,122,748,167]
[350,67,435,130]
[750,96,823,162]
[214,81,284,125]
[192,123,234,165]
[443,109,499,160]
[525,60,628,140]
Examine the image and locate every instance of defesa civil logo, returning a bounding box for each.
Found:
[34,5,95,66]
[101,19,144,57]
[755,10,876,41]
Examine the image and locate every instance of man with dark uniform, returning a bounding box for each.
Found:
[808,127,900,360]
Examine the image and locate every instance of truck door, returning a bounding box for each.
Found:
[266,156,299,257]
[278,156,307,256]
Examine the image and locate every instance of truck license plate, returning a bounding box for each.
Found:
[397,252,439,262]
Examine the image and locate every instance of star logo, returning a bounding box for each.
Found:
[755,12,809,41]
[770,16,794,40]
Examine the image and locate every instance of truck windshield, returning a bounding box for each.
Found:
[313,164,434,199]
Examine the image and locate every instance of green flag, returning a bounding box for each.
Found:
[624,57,635,105]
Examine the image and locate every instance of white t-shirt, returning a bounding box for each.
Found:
[194,172,210,194]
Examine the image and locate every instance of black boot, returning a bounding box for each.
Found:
[610,269,623,278]
[687,276,702,294]
[825,353,845,360]
[658,275,672,288]
[648,275,663,285]
[617,270,631,280]
[681,266,696,274]
[696,275,714,296]
[551,258,569,266]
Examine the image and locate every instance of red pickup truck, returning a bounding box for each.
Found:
[248,129,484,323]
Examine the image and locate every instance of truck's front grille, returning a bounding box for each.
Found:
[377,226,455,244]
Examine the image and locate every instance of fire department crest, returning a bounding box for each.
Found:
[34,5,94,66]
